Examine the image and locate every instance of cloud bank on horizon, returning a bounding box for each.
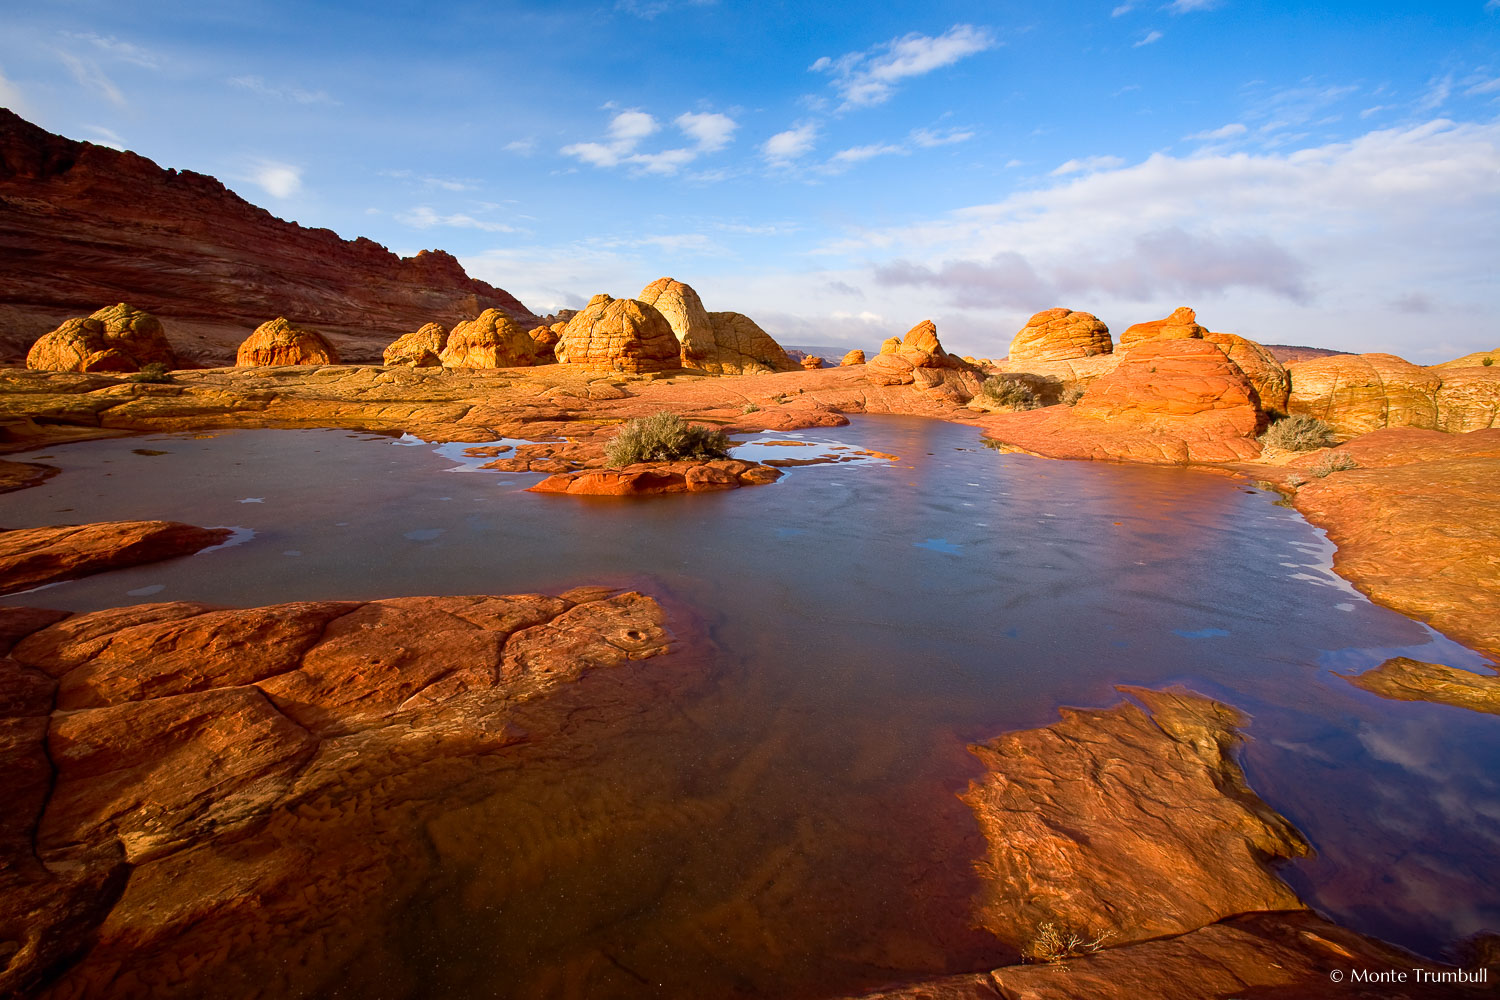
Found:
[1,0,1498,361]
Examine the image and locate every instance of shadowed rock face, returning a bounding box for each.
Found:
[0,109,536,365]
[0,588,674,998]
[0,521,232,595]
[235,317,339,367]
[383,322,448,367]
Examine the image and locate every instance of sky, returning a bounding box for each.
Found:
[2,0,1498,361]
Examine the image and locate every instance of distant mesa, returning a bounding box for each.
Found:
[0,109,537,366]
[555,294,681,374]
[236,317,339,367]
[1008,307,1112,365]
[26,303,178,374]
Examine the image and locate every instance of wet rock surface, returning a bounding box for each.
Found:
[0,587,675,998]
[1344,656,1500,715]
[0,520,231,595]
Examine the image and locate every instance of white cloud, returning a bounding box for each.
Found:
[1051,154,1126,175]
[63,32,158,69]
[82,124,125,150]
[251,161,303,199]
[676,111,737,151]
[229,75,338,106]
[561,108,735,176]
[397,206,518,232]
[911,125,975,147]
[0,65,27,114]
[614,0,715,19]
[56,50,125,107]
[831,143,907,165]
[505,137,537,155]
[762,122,819,164]
[1112,3,1136,15]
[1466,76,1500,96]
[811,24,995,110]
[1186,122,1247,140]
[1134,30,1164,47]
[1166,0,1220,11]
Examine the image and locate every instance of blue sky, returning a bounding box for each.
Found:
[3,0,1498,360]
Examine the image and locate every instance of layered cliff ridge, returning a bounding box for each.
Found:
[0,110,537,365]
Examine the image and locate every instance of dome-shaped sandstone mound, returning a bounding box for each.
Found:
[26,303,177,373]
[1008,308,1112,364]
[528,324,561,357]
[1119,306,1207,349]
[438,309,541,368]
[840,349,866,366]
[555,294,681,374]
[637,277,715,358]
[236,317,339,367]
[867,320,973,386]
[1078,338,1260,422]
[1204,332,1290,413]
[704,312,799,374]
[1287,353,1441,436]
[383,323,447,367]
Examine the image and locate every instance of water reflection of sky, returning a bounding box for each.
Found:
[3,414,1497,982]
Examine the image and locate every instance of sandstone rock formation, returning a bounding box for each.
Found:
[528,324,560,359]
[867,320,975,387]
[840,349,865,366]
[964,686,1307,953]
[1433,347,1499,369]
[1434,368,1500,432]
[800,355,825,370]
[438,309,541,369]
[1344,656,1500,715]
[1118,306,1207,348]
[1007,307,1112,364]
[25,303,177,373]
[0,587,672,997]
[637,276,715,358]
[382,323,447,367]
[978,338,1264,463]
[555,294,681,374]
[1204,331,1291,413]
[1286,353,1442,436]
[0,521,231,594]
[0,109,536,365]
[236,317,339,367]
[703,311,799,374]
[0,459,58,493]
[529,459,782,496]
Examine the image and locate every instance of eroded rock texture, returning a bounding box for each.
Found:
[529,458,782,496]
[1007,307,1112,364]
[635,278,798,375]
[0,521,231,595]
[382,322,447,367]
[1118,306,1208,348]
[1345,656,1500,715]
[556,294,682,374]
[26,304,178,374]
[0,588,673,998]
[236,317,339,367]
[438,309,542,369]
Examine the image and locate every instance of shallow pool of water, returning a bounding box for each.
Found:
[5,415,1498,996]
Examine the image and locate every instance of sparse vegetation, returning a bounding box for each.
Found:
[1061,387,1085,406]
[1307,451,1359,477]
[742,402,760,414]
[1258,414,1336,452]
[128,362,174,384]
[604,411,731,467]
[980,376,1039,410]
[1484,357,1494,366]
[1026,923,1111,964]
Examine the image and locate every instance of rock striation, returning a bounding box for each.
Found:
[556,294,682,374]
[0,109,536,365]
[0,521,231,594]
[635,277,798,375]
[1286,353,1442,436]
[0,587,673,997]
[1203,331,1290,413]
[26,303,178,373]
[1007,307,1112,364]
[438,309,542,369]
[236,317,339,367]
[382,323,447,367]
[1118,306,1207,348]
[840,349,865,366]
[866,320,978,391]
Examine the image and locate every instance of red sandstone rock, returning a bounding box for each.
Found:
[704,311,799,374]
[840,349,865,366]
[1433,367,1500,432]
[1343,656,1500,715]
[236,317,339,367]
[1204,331,1291,413]
[0,521,231,595]
[527,323,560,359]
[800,355,825,370]
[0,110,537,365]
[1118,306,1207,348]
[1008,307,1112,364]
[438,309,542,369]
[528,458,782,496]
[382,322,447,367]
[1286,353,1441,436]
[556,294,681,374]
[0,458,58,493]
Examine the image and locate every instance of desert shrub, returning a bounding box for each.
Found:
[1484,357,1494,366]
[1026,923,1110,964]
[604,411,730,467]
[1307,451,1358,477]
[742,402,760,414]
[1061,386,1085,406]
[1258,414,1336,452]
[980,377,1039,410]
[128,362,173,384]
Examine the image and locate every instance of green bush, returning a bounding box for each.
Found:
[1308,451,1358,477]
[128,362,173,384]
[604,411,731,467]
[742,402,760,414]
[980,377,1039,410]
[1258,414,1336,452]
[1484,357,1494,366]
